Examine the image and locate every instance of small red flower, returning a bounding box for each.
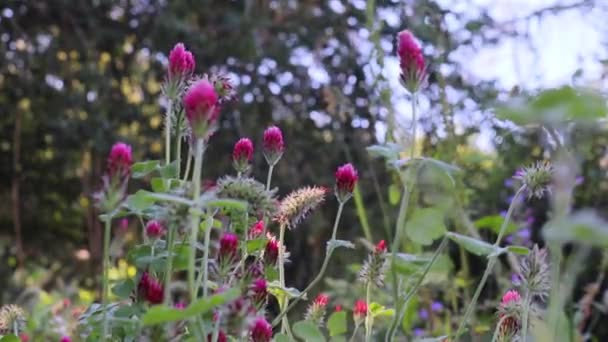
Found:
[375,240,387,253]
[249,278,268,308]
[397,30,426,92]
[233,138,254,173]
[335,163,358,192]
[263,125,284,166]
[145,220,165,239]
[219,233,239,263]
[314,293,330,307]
[248,220,265,239]
[334,304,343,312]
[183,80,219,138]
[138,272,164,304]
[168,43,195,79]
[108,142,133,178]
[264,236,280,266]
[250,317,273,342]
[353,299,368,323]
[501,289,521,305]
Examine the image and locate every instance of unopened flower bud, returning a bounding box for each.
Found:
[335,163,358,203]
[249,278,268,310]
[353,299,368,325]
[138,272,164,304]
[168,43,195,81]
[397,30,426,93]
[248,220,265,240]
[305,293,330,326]
[233,138,254,174]
[145,220,165,239]
[250,317,273,342]
[219,233,239,264]
[183,80,219,139]
[264,236,280,266]
[263,126,284,166]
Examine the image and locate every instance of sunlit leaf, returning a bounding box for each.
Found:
[475,215,519,235]
[327,311,347,337]
[131,160,160,179]
[293,320,326,341]
[405,208,447,246]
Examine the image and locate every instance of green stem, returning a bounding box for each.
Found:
[13,320,18,336]
[272,202,345,326]
[182,148,192,182]
[410,92,417,157]
[165,99,172,165]
[364,281,373,342]
[188,139,204,299]
[521,289,532,342]
[163,224,175,305]
[265,164,275,191]
[454,186,524,341]
[201,216,213,298]
[175,134,182,179]
[101,216,112,341]
[349,324,361,342]
[387,236,448,341]
[277,223,291,334]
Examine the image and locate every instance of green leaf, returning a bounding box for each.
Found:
[267,281,303,301]
[543,210,608,247]
[506,245,530,255]
[151,177,168,193]
[446,232,502,257]
[0,335,20,342]
[405,208,447,246]
[496,86,607,125]
[388,183,401,206]
[327,311,347,337]
[293,320,326,342]
[131,160,160,179]
[125,190,157,213]
[142,288,239,325]
[203,198,248,211]
[171,243,191,271]
[401,296,419,332]
[369,302,395,318]
[273,333,291,342]
[112,279,135,299]
[158,160,178,178]
[366,143,401,162]
[474,215,519,235]
[327,239,355,251]
[246,238,268,253]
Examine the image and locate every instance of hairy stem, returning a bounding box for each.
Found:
[278,223,289,332]
[265,164,275,191]
[175,134,182,179]
[272,203,345,326]
[188,139,204,299]
[182,148,192,181]
[201,216,213,298]
[521,289,532,342]
[455,186,524,341]
[349,324,361,342]
[388,236,448,341]
[163,224,175,305]
[364,281,373,342]
[165,99,172,165]
[101,216,112,341]
[410,92,418,157]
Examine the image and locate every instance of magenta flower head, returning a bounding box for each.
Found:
[498,290,522,339]
[248,220,265,240]
[250,317,273,342]
[207,330,227,342]
[335,163,358,203]
[108,142,133,179]
[353,299,368,325]
[263,235,280,266]
[183,79,219,139]
[232,137,254,174]
[145,220,165,239]
[248,278,268,309]
[219,232,239,264]
[168,43,195,80]
[397,30,426,93]
[137,272,164,304]
[60,337,72,342]
[262,125,284,166]
[305,293,330,325]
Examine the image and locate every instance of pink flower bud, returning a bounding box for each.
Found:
[233,138,254,173]
[249,278,268,308]
[175,302,186,310]
[219,233,239,263]
[145,220,165,239]
[397,30,426,92]
[335,163,358,202]
[168,43,195,80]
[60,337,72,342]
[138,272,164,304]
[183,80,219,139]
[314,293,330,307]
[264,236,280,266]
[263,125,284,166]
[250,317,273,342]
[353,299,368,324]
[248,220,265,239]
[334,304,342,312]
[375,240,387,253]
[108,142,133,178]
[501,289,521,305]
